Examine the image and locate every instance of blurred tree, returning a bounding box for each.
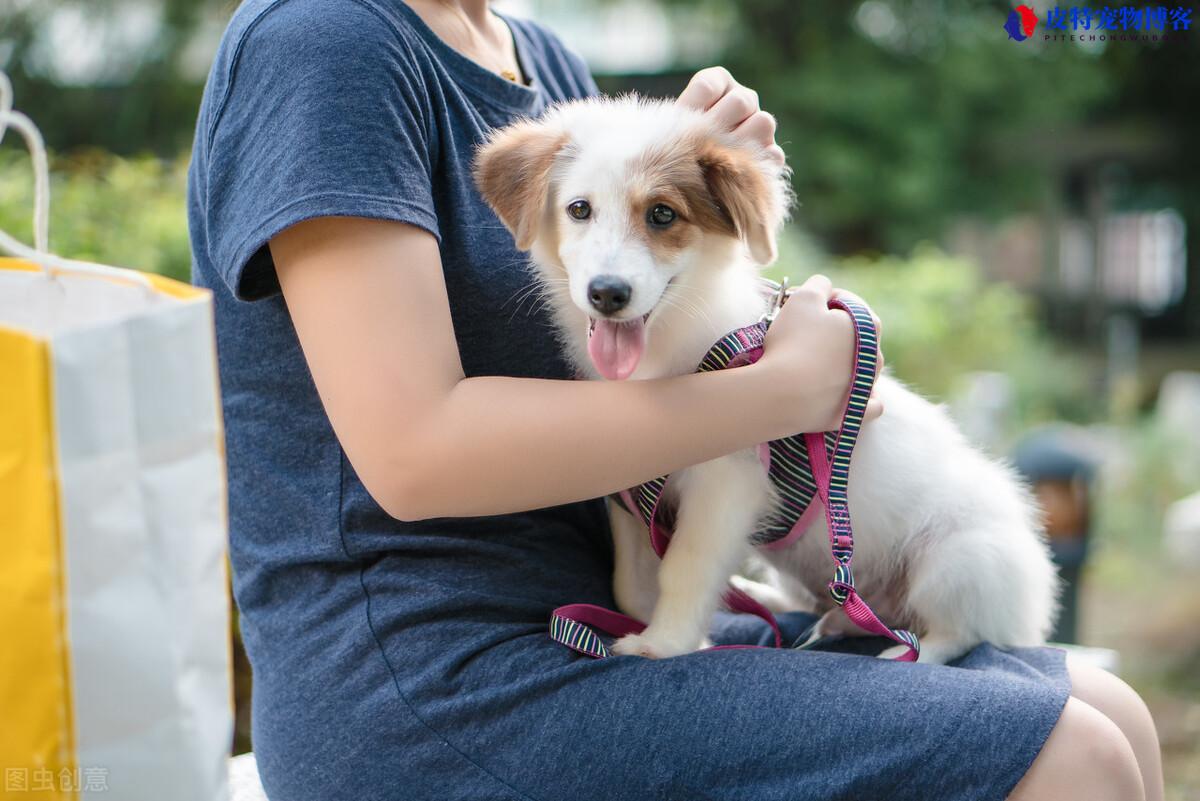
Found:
[1,0,233,155]
[669,2,1182,249]
[644,0,1198,331]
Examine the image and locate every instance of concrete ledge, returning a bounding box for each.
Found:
[230,753,268,801]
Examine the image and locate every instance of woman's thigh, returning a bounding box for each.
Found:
[478,644,1068,801]
[249,558,1070,801]
[257,628,1070,801]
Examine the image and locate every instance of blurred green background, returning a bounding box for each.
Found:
[2,0,1198,794]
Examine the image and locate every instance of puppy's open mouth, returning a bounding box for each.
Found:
[586,313,651,381]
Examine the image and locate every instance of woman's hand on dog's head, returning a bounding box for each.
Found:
[677,66,786,167]
[758,275,886,433]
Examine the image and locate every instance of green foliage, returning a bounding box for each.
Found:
[2,0,229,155]
[716,0,1104,252]
[1094,420,1200,555]
[0,150,192,281]
[669,0,1200,258]
[768,242,1097,425]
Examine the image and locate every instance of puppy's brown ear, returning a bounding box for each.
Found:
[474,119,569,251]
[698,141,787,265]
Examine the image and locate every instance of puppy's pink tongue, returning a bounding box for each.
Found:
[587,318,646,380]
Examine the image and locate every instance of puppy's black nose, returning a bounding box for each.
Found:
[588,275,632,315]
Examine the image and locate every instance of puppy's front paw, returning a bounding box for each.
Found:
[878,644,913,662]
[611,629,698,659]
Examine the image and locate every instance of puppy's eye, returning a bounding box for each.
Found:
[567,199,591,221]
[647,204,677,228]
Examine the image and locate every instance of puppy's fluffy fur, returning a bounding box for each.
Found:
[475,96,1058,664]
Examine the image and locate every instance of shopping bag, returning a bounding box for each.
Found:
[0,72,232,801]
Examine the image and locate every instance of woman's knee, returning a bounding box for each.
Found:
[1009,697,1144,801]
[1066,660,1163,801]
[1066,659,1160,748]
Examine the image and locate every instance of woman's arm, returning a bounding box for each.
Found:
[271,216,863,521]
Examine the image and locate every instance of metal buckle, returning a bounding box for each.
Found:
[759,275,791,324]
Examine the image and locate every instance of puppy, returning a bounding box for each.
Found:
[475,96,1058,664]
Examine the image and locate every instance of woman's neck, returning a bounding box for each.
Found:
[406,0,524,83]
[447,0,491,26]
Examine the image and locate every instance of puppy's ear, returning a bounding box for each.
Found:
[698,140,788,265]
[474,118,569,251]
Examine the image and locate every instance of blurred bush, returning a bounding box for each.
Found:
[769,242,1097,431]
[1094,419,1200,559]
[0,150,191,281]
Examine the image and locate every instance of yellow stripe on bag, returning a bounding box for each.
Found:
[0,325,77,799]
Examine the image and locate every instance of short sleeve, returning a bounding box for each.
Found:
[203,1,438,300]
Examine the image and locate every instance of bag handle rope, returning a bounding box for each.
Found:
[0,71,49,254]
[0,70,154,291]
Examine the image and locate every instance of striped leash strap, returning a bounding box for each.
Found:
[794,297,920,661]
[549,585,782,659]
[549,604,644,659]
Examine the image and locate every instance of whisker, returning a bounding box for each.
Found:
[659,285,716,332]
[505,278,569,323]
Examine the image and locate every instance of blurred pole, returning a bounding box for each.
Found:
[1086,165,1141,421]
[1106,311,1141,420]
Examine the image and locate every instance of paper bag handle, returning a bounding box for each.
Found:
[0,71,153,291]
[0,71,48,253]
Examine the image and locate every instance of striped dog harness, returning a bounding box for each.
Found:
[616,321,831,557]
[550,287,921,662]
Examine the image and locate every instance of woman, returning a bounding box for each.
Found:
[188,1,1164,799]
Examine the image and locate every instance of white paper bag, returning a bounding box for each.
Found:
[0,70,233,801]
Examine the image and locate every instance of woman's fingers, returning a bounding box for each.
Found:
[735,110,776,141]
[794,273,834,302]
[708,86,760,131]
[676,66,735,111]
[735,111,785,165]
[864,393,885,422]
[677,67,784,164]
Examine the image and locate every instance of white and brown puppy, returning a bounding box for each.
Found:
[475,96,1058,664]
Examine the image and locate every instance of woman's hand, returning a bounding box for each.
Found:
[757,275,885,433]
[677,70,879,431]
[676,66,785,166]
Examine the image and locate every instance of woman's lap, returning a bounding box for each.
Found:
[250,574,1070,801]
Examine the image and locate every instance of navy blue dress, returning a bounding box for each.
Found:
[188,2,1070,799]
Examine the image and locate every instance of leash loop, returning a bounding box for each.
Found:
[828,564,855,606]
